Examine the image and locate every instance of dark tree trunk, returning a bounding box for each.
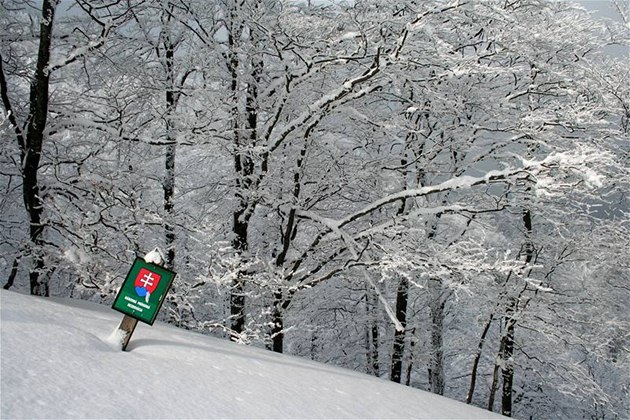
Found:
[229,146,254,339]
[270,98,305,353]
[226,7,251,338]
[500,208,533,417]
[3,256,21,290]
[390,277,409,383]
[404,331,416,386]
[487,336,503,411]
[164,142,176,269]
[163,27,176,270]
[491,207,533,415]
[365,289,381,376]
[501,313,515,417]
[428,285,445,395]
[371,313,381,375]
[466,313,494,404]
[22,0,57,296]
[230,208,249,337]
[271,203,297,353]
[271,291,284,353]
[389,143,411,382]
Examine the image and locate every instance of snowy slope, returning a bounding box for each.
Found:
[0,290,503,419]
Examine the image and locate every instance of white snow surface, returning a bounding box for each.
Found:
[143,247,164,265]
[0,290,503,419]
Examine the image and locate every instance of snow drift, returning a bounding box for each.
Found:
[0,290,503,419]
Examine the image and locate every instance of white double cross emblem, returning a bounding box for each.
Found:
[140,272,155,288]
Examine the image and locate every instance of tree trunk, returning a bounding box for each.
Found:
[499,208,533,416]
[390,277,409,382]
[501,313,515,417]
[428,279,445,395]
[271,291,284,353]
[230,208,249,337]
[371,317,381,376]
[3,256,21,290]
[163,27,176,270]
[404,329,416,386]
[390,142,411,382]
[487,336,503,411]
[466,313,494,404]
[366,289,380,376]
[164,142,176,268]
[23,0,57,296]
[227,7,250,338]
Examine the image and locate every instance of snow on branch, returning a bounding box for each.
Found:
[391,0,466,60]
[289,153,591,330]
[0,57,25,148]
[294,154,573,245]
[53,118,178,146]
[46,0,139,74]
[46,37,109,74]
[267,50,382,154]
[353,204,507,241]
[335,158,552,229]
[266,0,463,152]
[294,208,404,332]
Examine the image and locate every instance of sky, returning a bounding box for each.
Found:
[579,0,627,19]
[578,0,629,57]
[0,289,506,419]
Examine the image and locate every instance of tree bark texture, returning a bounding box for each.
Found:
[163,32,177,270]
[428,279,446,395]
[23,0,57,296]
[390,277,409,383]
[368,290,381,376]
[466,313,494,404]
[227,7,250,338]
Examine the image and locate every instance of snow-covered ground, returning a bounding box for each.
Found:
[0,290,503,419]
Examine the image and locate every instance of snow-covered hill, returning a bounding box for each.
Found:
[0,290,502,419]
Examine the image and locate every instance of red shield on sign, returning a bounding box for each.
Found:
[134,268,161,294]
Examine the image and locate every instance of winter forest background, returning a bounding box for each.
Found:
[1,0,628,418]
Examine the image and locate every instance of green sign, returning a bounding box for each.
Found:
[112,257,176,325]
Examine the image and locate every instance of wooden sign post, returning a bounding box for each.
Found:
[111,248,176,351]
[116,315,138,351]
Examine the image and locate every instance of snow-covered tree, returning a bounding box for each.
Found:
[1,1,627,418]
